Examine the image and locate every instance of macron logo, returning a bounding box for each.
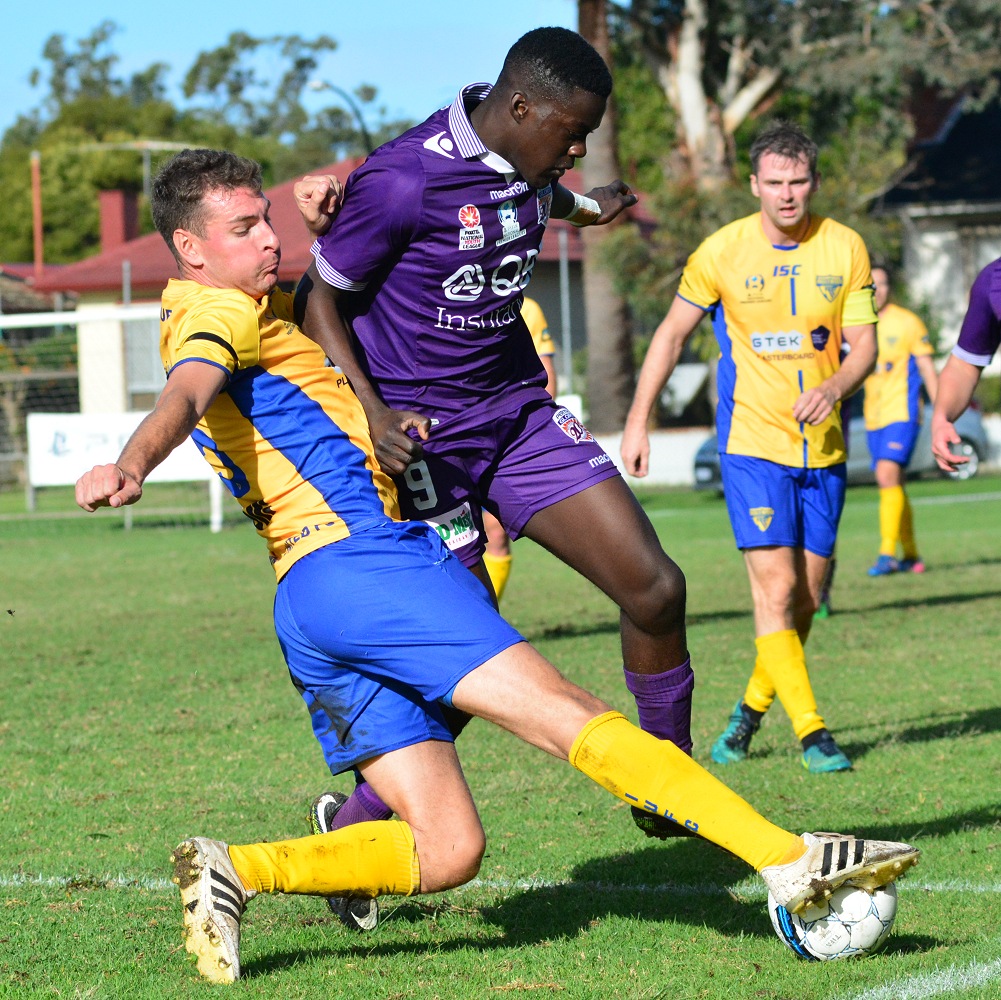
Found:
[423,131,455,159]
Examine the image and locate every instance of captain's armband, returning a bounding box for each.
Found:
[843,287,878,327]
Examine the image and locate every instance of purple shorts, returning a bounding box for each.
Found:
[395,387,620,567]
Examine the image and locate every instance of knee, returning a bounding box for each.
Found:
[417,826,486,894]
[621,556,687,633]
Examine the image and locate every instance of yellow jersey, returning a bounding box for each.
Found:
[521,297,555,357]
[160,279,399,580]
[863,302,932,430]
[678,213,876,467]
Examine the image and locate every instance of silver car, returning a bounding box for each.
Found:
[693,406,988,492]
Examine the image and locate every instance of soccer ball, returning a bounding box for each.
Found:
[768,883,898,961]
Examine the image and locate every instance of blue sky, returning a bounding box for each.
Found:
[5,2,578,135]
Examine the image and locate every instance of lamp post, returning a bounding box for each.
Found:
[308,79,373,154]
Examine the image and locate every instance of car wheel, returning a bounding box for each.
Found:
[945,439,980,480]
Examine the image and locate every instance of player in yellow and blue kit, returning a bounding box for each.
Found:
[622,121,878,774]
[863,265,938,576]
[74,148,918,985]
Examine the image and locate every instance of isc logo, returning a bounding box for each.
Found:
[773,264,801,276]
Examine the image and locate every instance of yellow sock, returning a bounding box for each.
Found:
[899,492,918,560]
[228,820,420,897]
[878,486,905,557]
[743,654,776,714]
[569,711,802,871]
[482,552,513,603]
[755,630,824,741]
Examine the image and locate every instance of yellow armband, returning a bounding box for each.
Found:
[842,286,878,327]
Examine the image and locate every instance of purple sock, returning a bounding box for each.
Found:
[328,781,393,831]
[623,658,694,755]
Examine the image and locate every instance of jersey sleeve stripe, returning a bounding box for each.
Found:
[310,242,367,292]
[677,292,714,312]
[952,343,995,367]
[185,332,240,366]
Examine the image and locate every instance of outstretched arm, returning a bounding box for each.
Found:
[295,265,431,476]
[76,362,226,511]
[620,297,706,477]
[931,355,982,472]
[552,179,637,227]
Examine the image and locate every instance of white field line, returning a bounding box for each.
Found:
[0,873,997,899]
[836,956,1001,1000]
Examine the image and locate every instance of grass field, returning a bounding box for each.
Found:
[2,475,1000,999]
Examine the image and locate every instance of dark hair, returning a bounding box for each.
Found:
[151,148,263,263]
[500,27,612,102]
[749,120,818,177]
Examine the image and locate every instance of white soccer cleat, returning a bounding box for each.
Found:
[170,837,256,984]
[761,832,919,915]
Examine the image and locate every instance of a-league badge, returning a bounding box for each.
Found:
[496,200,526,246]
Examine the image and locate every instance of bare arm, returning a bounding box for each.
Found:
[931,355,982,472]
[916,353,939,404]
[540,354,557,399]
[620,297,706,477]
[295,264,431,475]
[75,362,226,511]
[793,323,876,426]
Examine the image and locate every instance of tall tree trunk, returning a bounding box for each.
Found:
[578,0,634,433]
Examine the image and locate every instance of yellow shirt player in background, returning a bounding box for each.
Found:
[482,297,557,603]
[863,264,938,576]
[621,120,877,775]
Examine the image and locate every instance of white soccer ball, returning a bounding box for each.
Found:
[768,882,898,961]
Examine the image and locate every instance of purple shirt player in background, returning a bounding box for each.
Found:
[292,27,698,857]
[932,257,1001,473]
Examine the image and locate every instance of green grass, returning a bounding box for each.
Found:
[2,475,1000,998]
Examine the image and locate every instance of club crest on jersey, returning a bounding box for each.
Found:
[537,185,553,226]
[457,204,485,251]
[810,325,831,351]
[749,506,774,531]
[816,274,844,302]
[496,200,526,246]
[552,406,594,444]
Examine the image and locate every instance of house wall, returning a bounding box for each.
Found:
[901,209,1001,372]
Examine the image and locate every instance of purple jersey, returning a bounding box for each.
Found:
[311,83,549,413]
[953,257,1001,366]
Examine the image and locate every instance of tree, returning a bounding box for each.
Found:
[0,23,409,264]
[578,0,636,432]
[617,0,1001,192]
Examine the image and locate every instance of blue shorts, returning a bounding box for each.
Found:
[867,421,920,469]
[720,455,846,557]
[394,387,619,568]
[273,520,523,775]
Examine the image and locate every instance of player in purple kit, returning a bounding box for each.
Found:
[932,257,1001,472]
[293,27,696,864]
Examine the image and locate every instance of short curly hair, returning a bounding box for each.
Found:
[152,148,262,263]
[500,27,612,102]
